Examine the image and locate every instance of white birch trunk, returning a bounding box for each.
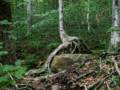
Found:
[26,0,32,36]
[110,0,120,49]
[87,0,90,32]
[43,0,92,73]
[58,0,69,43]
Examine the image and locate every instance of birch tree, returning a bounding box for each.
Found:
[110,0,120,51]
[87,0,90,32]
[26,0,32,36]
[44,0,92,73]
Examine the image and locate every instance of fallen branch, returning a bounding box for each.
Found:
[8,72,19,89]
[106,81,111,90]
[88,73,112,90]
[88,79,101,89]
[77,70,94,81]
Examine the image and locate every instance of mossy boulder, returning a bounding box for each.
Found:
[51,54,97,72]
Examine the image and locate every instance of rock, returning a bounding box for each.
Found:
[51,54,97,72]
[52,84,61,90]
[51,57,74,72]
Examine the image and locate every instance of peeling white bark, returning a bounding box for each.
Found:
[43,0,91,73]
[43,0,80,72]
[87,0,90,32]
[110,0,120,49]
[58,0,69,43]
[26,0,32,36]
[58,0,80,43]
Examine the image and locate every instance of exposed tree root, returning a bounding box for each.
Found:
[25,36,92,75]
[106,81,111,90]
[112,56,120,75]
[13,54,120,90]
[41,0,92,73]
[44,36,92,73]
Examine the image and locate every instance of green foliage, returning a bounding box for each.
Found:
[114,75,120,85]
[116,42,120,52]
[110,75,120,87]
[3,0,11,3]
[108,27,120,33]
[10,0,112,62]
[0,42,8,57]
[23,54,38,68]
[0,60,26,89]
[0,20,12,25]
[47,42,60,49]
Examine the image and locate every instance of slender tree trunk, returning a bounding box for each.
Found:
[110,0,120,51]
[87,0,90,32]
[44,0,80,72]
[43,0,91,73]
[26,0,32,36]
[58,0,69,43]
[27,0,91,74]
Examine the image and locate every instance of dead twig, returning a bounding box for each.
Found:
[106,81,111,90]
[88,73,112,90]
[112,56,120,75]
[84,85,88,90]
[8,72,19,90]
[87,79,101,89]
[77,70,94,81]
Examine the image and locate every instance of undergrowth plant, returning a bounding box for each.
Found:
[0,61,26,89]
[0,42,26,89]
[0,42,8,58]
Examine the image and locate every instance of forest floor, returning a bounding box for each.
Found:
[9,54,119,90]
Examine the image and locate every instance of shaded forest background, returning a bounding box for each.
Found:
[2,0,120,89]
[12,0,111,63]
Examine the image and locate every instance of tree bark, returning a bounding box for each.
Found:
[26,0,92,74]
[110,0,120,51]
[58,0,69,43]
[87,0,90,32]
[43,0,92,73]
[26,0,32,36]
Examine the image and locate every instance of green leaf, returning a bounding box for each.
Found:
[14,67,26,79]
[0,76,8,83]
[0,20,12,25]
[0,42,3,45]
[107,27,120,33]
[0,46,3,49]
[2,65,14,72]
[15,60,21,66]
[0,51,8,56]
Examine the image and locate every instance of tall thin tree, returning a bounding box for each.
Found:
[43,0,91,72]
[110,0,120,51]
[26,0,32,36]
[27,0,91,74]
[87,0,90,32]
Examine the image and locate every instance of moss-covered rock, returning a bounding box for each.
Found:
[51,54,98,72]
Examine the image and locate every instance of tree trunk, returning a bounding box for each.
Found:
[87,0,90,32]
[110,0,120,51]
[26,0,32,36]
[0,0,16,63]
[58,0,69,43]
[26,0,92,74]
[42,0,92,73]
